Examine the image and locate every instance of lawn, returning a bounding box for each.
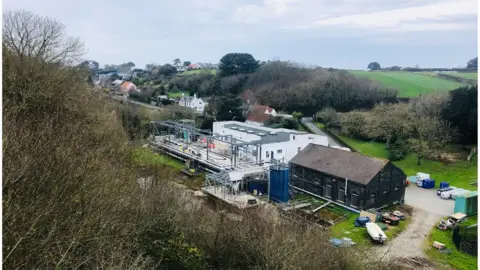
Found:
[425,215,478,270]
[132,147,185,170]
[167,91,189,98]
[177,69,217,76]
[338,136,477,190]
[331,207,412,247]
[348,71,466,97]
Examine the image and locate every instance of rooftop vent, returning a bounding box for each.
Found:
[231,126,238,130]
[239,128,246,131]
[258,132,266,136]
[269,131,277,135]
[247,130,254,133]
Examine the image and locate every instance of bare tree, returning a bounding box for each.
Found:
[3,10,84,64]
[367,103,412,146]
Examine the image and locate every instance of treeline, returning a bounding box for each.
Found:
[317,85,477,163]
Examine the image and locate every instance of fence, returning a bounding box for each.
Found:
[453,224,478,256]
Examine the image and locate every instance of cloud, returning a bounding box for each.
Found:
[234,0,477,33]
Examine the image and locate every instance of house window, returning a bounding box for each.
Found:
[293,135,295,140]
[266,151,269,158]
[337,189,345,203]
[277,149,282,154]
[325,185,332,198]
[298,147,301,153]
[368,194,376,206]
[351,193,359,207]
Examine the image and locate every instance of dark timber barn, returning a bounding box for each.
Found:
[289,144,407,210]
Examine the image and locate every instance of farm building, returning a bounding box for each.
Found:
[213,121,328,164]
[289,144,406,210]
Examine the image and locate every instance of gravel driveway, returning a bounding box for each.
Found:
[376,185,455,261]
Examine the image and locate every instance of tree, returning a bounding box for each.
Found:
[292,111,303,120]
[442,85,477,144]
[183,61,191,67]
[467,57,477,68]
[218,53,259,77]
[367,62,381,71]
[145,63,157,71]
[117,62,135,73]
[366,103,412,146]
[173,58,181,67]
[104,64,118,71]
[215,94,245,121]
[3,10,85,63]
[158,64,177,76]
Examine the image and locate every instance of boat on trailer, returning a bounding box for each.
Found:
[366,222,388,244]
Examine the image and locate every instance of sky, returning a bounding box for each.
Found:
[3,0,478,70]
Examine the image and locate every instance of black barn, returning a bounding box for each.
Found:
[289,144,406,210]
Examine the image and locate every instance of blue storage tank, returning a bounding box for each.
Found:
[269,162,290,203]
[422,179,435,189]
[439,181,449,189]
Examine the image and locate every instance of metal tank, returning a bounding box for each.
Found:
[269,160,290,203]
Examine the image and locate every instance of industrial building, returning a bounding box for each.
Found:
[289,144,407,211]
[212,121,329,163]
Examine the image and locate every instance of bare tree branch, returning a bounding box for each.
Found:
[3,10,85,64]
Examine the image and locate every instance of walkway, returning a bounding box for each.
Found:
[303,122,343,147]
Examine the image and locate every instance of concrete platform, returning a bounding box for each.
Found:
[202,186,265,209]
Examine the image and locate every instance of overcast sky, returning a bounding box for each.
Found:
[3,0,478,69]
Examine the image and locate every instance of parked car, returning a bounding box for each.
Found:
[437,187,455,196]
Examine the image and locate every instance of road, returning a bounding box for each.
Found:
[110,95,164,111]
[376,185,453,262]
[304,122,343,147]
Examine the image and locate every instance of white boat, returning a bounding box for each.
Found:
[366,222,388,243]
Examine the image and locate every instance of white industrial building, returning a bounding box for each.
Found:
[212,121,329,164]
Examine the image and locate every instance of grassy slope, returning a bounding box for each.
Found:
[177,69,217,76]
[349,71,465,97]
[167,91,188,98]
[338,136,477,190]
[425,215,478,270]
[447,73,478,80]
[132,147,185,170]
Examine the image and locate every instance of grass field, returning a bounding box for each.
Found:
[425,215,478,270]
[446,72,478,80]
[349,71,466,97]
[177,69,217,76]
[167,91,188,98]
[338,136,477,190]
[132,147,185,170]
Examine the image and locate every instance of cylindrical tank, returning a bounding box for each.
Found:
[269,162,290,203]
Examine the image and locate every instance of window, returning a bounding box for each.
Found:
[368,194,376,206]
[337,189,345,202]
[277,149,282,154]
[394,185,399,191]
[351,193,359,207]
[325,185,332,198]
[293,135,296,140]
[298,147,301,153]
[266,151,269,158]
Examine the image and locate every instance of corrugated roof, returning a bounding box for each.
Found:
[290,144,389,185]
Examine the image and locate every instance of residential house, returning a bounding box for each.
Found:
[179,93,207,113]
[246,105,277,126]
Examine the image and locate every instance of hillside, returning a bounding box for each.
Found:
[348,70,467,97]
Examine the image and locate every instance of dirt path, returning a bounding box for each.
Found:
[376,208,442,261]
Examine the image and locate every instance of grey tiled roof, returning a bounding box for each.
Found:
[224,123,291,145]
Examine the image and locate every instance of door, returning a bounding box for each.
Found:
[271,151,274,159]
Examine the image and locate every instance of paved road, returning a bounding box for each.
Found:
[404,185,454,217]
[304,122,342,147]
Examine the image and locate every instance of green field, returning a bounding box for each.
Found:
[132,147,185,170]
[446,72,478,80]
[167,91,189,98]
[349,71,466,97]
[425,215,478,270]
[338,136,477,190]
[177,69,217,76]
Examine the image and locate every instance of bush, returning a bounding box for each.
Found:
[387,138,408,161]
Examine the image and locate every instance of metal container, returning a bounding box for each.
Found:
[269,162,290,203]
[248,181,268,194]
[454,191,478,216]
[439,182,450,189]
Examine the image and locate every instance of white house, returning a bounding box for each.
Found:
[212,121,329,164]
[179,93,207,113]
[245,105,278,126]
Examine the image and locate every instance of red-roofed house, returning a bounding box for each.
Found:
[246,105,277,126]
